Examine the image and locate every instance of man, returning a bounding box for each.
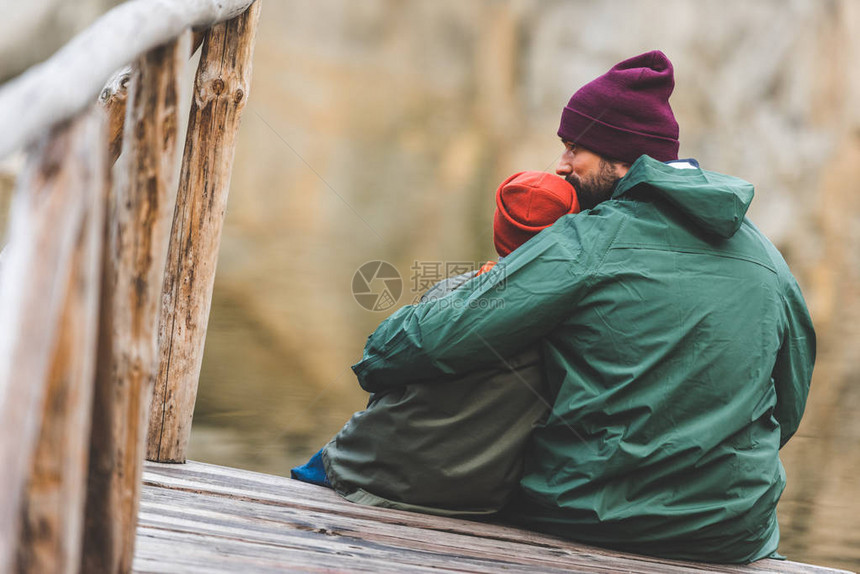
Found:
[352,50,815,563]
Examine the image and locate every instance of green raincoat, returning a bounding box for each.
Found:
[352,156,815,563]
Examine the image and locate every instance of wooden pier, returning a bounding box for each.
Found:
[135,461,852,574]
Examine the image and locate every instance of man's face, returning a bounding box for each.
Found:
[556,141,628,210]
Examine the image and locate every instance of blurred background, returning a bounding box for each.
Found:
[1,0,858,570]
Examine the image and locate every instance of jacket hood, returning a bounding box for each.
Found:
[612,155,754,238]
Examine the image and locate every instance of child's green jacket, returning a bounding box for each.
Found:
[323,345,548,517]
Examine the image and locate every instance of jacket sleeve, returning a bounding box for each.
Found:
[352,214,605,393]
[772,276,816,448]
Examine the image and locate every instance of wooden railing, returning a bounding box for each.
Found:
[0,1,261,572]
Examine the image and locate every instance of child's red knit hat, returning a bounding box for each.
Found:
[493,171,579,257]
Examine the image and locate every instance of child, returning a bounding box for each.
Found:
[292,171,579,517]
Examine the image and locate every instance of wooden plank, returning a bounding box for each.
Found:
[0,107,106,574]
[16,110,107,573]
[143,462,827,574]
[134,527,451,574]
[147,2,261,463]
[136,484,694,574]
[138,462,852,574]
[142,462,608,557]
[81,32,190,574]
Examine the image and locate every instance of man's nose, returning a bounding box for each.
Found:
[556,158,572,176]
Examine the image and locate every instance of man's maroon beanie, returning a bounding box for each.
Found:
[494,171,579,257]
[558,50,679,164]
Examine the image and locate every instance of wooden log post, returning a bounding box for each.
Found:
[147,3,261,463]
[0,108,106,574]
[99,66,133,166]
[81,31,190,574]
[15,111,107,574]
[14,67,132,574]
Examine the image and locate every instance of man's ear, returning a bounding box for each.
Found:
[614,161,631,179]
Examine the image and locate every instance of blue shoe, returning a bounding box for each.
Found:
[290,448,331,487]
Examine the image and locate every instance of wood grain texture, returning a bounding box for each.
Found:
[0,108,106,574]
[134,461,853,574]
[147,2,261,464]
[82,31,190,574]
[15,112,107,574]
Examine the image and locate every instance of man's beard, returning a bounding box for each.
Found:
[565,159,622,210]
